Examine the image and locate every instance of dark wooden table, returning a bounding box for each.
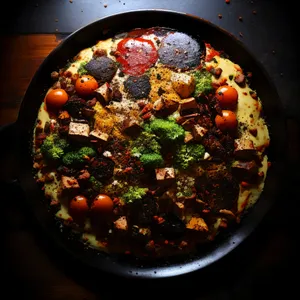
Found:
[1,1,299,299]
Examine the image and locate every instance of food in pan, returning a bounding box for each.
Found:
[32,27,270,258]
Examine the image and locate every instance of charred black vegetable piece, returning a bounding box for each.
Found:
[196,164,239,211]
[63,95,87,118]
[85,56,117,83]
[124,75,151,99]
[154,213,186,240]
[129,194,158,225]
[158,32,202,70]
[88,156,115,181]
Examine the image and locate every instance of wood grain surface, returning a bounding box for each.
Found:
[0,34,64,126]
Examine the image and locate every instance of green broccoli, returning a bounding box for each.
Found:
[131,131,161,157]
[40,134,69,161]
[78,61,88,76]
[192,69,213,97]
[89,175,102,192]
[175,143,205,169]
[62,146,96,166]
[121,186,148,204]
[78,147,96,157]
[140,153,164,169]
[149,118,185,144]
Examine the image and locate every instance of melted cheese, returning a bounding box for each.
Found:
[237,155,268,213]
[207,56,270,152]
[65,38,117,76]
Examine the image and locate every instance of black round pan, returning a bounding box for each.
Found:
[14,9,285,279]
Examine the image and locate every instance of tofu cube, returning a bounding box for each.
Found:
[60,175,80,197]
[192,124,207,141]
[234,138,257,159]
[68,122,90,141]
[184,131,194,143]
[171,72,195,98]
[122,119,142,137]
[95,82,112,104]
[179,97,198,115]
[155,167,175,185]
[89,129,109,142]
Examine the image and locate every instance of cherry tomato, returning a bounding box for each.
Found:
[45,88,69,110]
[215,85,238,110]
[69,195,89,224]
[91,194,114,217]
[75,75,99,96]
[215,110,238,132]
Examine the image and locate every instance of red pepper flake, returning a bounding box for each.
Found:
[164,240,169,245]
[238,16,243,21]
[202,209,210,213]
[241,181,251,188]
[157,217,165,224]
[220,220,228,228]
[141,112,152,120]
[225,0,230,3]
[218,14,223,19]
[252,10,257,15]
[125,250,131,255]
[268,161,272,168]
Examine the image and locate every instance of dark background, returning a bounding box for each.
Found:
[1,0,299,299]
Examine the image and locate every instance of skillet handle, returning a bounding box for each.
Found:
[0,122,20,184]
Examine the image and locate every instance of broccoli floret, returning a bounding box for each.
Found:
[140,153,164,169]
[192,69,213,97]
[47,146,64,160]
[149,118,185,144]
[78,147,96,158]
[78,61,88,76]
[121,186,148,204]
[55,138,69,151]
[89,175,102,192]
[40,134,69,161]
[175,143,205,169]
[131,131,161,157]
[62,146,96,166]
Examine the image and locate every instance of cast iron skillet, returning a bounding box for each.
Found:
[13,9,285,279]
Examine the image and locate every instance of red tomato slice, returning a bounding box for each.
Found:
[116,38,158,76]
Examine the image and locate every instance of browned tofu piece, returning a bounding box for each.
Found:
[192,124,207,141]
[171,72,195,98]
[186,217,209,232]
[89,129,109,142]
[234,138,257,159]
[95,82,112,104]
[155,167,175,185]
[153,97,179,117]
[122,119,142,137]
[114,216,128,231]
[231,160,259,181]
[179,97,198,115]
[60,175,80,196]
[184,132,194,143]
[176,113,200,125]
[68,121,90,141]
